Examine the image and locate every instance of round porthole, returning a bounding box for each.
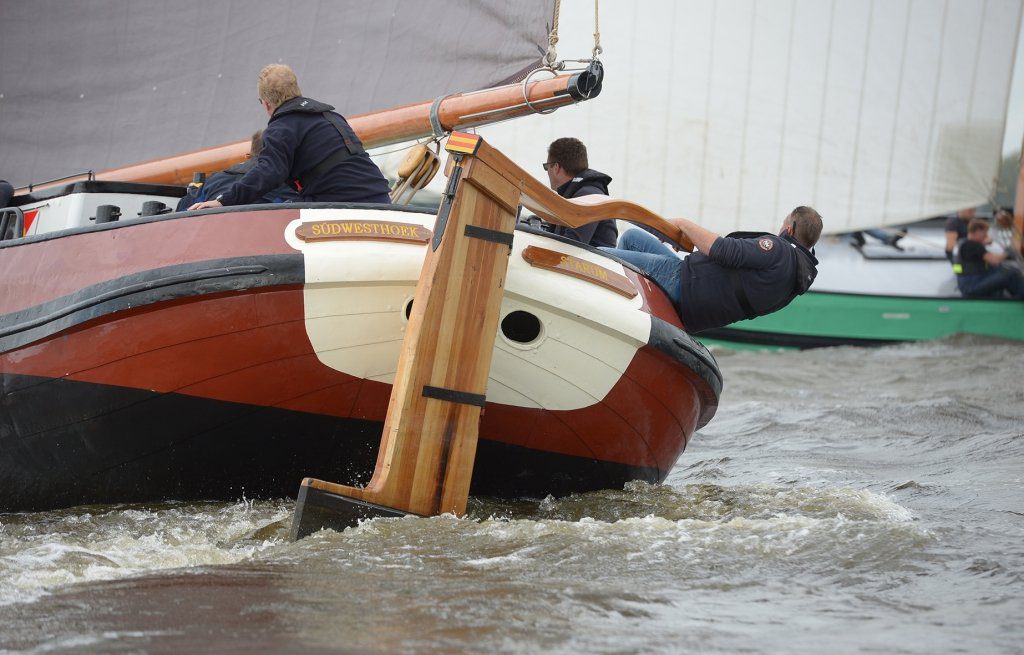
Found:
[500,310,542,345]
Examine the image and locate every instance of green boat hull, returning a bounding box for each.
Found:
[698,291,1024,350]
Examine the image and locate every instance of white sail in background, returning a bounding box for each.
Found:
[481,0,1023,234]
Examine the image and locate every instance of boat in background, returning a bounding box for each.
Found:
[698,221,1024,349]
[476,1,1024,349]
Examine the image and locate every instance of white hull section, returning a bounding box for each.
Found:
[285,208,652,411]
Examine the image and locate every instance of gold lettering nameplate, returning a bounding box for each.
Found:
[295,220,432,244]
[522,245,637,298]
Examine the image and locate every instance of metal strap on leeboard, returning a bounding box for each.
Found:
[422,385,486,407]
[464,224,514,247]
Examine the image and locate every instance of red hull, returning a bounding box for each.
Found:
[0,204,720,509]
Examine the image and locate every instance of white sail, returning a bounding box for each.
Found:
[481,0,1023,234]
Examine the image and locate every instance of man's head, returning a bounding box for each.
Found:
[545,137,588,190]
[780,206,823,249]
[967,217,990,242]
[258,64,302,113]
[957,207,976,221]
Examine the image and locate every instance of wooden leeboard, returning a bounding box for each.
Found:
[304,149,517,517]
[296,132,688,527]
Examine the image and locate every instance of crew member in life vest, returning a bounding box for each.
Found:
[189,64,391,211]
[952,218,1024,299]
[540,137,617,248]
[601,206,822,334]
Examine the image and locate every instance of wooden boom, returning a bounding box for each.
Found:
[290,132,689,539]
[20,63,603,193]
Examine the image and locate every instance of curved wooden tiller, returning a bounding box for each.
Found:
[290,132,690,539]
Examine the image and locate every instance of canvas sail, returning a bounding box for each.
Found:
[0,0,552,189]
[481,0,1023,234]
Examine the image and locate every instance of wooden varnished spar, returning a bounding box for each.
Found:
[19,64,603,193]
[290,132,691,539]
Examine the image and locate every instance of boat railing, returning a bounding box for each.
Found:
[24,170,96,193]
[0,207,24,241]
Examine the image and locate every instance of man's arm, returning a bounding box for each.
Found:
[983,250,1007,266]
[670,218,719,254]
[945,230,959,256]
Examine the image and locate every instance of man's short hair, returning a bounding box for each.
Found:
[547,138,588,176]
[967,217,990,234]
[258,64,302,108]
[787,206,823,249]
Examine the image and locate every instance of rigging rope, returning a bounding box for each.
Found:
[544,0,602,69]
[544,0,562,69]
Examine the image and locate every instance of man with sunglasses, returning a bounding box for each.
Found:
[190,64,390,211]
[539,137,617,248]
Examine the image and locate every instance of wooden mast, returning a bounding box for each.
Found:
[19,64,603,193]
[290,132,690,539]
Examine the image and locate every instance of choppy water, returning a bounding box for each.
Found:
[1,335,1022,654]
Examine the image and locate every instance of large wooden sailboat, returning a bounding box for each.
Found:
[0,2,721,512]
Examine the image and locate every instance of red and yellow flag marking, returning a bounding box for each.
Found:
[445,132,481,155]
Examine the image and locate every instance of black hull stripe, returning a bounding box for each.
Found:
[697,326,902,350]
[0,374,659,512]
[648,316,722,402]
[0,254,304,352]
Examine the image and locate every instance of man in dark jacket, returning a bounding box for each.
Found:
[601,206,822,334]
[540,137,617,248]
[190,64,390,211]
[177,130,299,211]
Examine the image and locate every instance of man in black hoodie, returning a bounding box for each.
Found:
[541,137,617,248]
[190,64,390,210]
[601,206,822,334]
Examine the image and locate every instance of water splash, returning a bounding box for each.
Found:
[0,500,292,607]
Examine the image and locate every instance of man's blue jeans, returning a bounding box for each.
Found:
[957,266,1024,299]
[600,229,683,305]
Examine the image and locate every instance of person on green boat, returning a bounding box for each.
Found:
[953,218,1024,299]
[945,207,976,262]
[601,206,822,334]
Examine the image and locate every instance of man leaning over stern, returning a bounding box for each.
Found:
[601,207,823,334]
